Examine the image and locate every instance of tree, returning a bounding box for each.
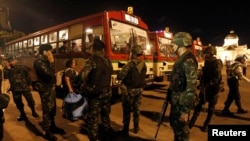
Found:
[0,6,11,31]
[0,30,25,47]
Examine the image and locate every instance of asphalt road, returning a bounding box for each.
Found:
[2,68,250,141]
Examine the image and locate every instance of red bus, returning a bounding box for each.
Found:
[192,37,204,70]
[3,8,154,94]
[149,27,176,82]
[149,28,204,82]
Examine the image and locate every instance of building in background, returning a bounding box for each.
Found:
[215,30,249,64]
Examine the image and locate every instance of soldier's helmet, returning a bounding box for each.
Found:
[203,46,217,55]
[172,32,192,47]
[235,54,248,61]
[131,45,143,55]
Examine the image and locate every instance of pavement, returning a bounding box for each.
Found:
[1,67,250,141]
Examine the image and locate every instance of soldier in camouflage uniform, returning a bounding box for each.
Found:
[6,56,39,121]
[117,45,147,137]
[33,44,65,141]
[189,46,223,132]
[79,38,113,141]
[222,54,250,115]
[0,108,3,141]
[168,32,198,141]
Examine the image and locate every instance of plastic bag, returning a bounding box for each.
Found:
[62,93,87,121]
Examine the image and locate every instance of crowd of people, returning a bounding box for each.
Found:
[0,33,249,141]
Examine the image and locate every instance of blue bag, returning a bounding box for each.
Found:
[62,93,87,121]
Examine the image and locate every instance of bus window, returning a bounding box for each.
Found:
[110,20,151,55]
[59,29,69,41]
[83,26,104,54]
[71,39,82,53]
[159,37,175,58]
[49,31,57,43]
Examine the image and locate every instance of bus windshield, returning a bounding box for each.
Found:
[110,20,152,55]
[158,36,176,58]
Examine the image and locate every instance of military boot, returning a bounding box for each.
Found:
[45,130,57,141]
[189,114,198,129]
[201,125,208,132]
[17,109,27,121]
[237,109,248,114]
[235,101,248,114]
[222,109,234,115]
[117,124,129,137]
[50,122,66,135]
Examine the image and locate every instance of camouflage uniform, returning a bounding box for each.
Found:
[8,62,38,121]
[79,39,113,141]
[189,46,223,131]
[222,54,249,114]
[0,108,3,140]
[117,45,147,136]
[34,57,57,129]
[168,32,198,141]
[34,44,65,141]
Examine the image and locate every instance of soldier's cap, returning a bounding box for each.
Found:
[172,32,192,47]
[39,44,53,54]
[93,38,105,50]
[5,55,16,62]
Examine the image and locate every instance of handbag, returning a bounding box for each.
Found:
[0,93,10,109]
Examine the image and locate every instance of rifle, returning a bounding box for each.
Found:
[154,89,171,139]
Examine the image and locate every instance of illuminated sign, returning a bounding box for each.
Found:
[125,14,138,25]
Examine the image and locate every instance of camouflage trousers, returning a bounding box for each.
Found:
[86,94,111,139]
[121,88,143,128]
[169,104,190,141]
[0,109,3,140]
[39,86,56,131]
[12,91,36,112]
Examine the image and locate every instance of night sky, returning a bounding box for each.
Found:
[2,0,250,47]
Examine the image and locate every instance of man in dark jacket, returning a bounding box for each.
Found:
[168,32,198,141]
[79,38,113,141]
[222,54,250,115]
[117,45,146,137]
[189,46,223,132]
[6,55,39,121]
[33,44,65,141]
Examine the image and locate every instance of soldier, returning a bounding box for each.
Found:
[5,56,39,121]
[0,108,3,141]
[117,45,147,136]
[33,44,65,141]
[79,38,113,141]
[189,46,223,132]
[168,32,198,141]
[222,54,250,115]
